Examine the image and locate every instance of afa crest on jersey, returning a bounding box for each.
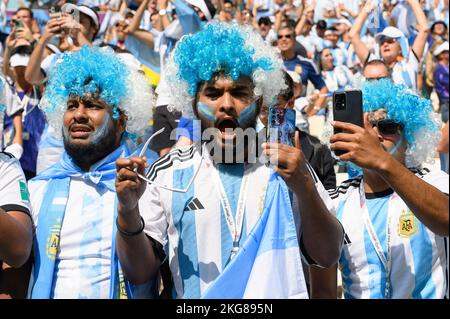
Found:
[398,209,418,238]
[46,218,62,259]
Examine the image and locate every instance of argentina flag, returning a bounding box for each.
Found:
[202,173,308,299]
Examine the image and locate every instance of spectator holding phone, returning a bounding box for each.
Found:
[329,78,449,298]
[25,4,99,85]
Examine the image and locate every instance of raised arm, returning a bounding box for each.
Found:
[331,115,449,236]
[115,157,160,284]
[25,18,64,84]
[126,0,154,48]
[348,1,376,64]
[408,0,430,61]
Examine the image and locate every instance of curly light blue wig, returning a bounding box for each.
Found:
[39,46,154,138]
[165,22,286,118]
[362,78,440,167]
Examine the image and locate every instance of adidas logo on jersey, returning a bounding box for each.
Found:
[184,198,205,211]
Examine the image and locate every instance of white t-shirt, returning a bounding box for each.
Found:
[0,152,32,217]
[139,144,335,298]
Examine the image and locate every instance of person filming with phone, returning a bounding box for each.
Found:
[328,78,449,299]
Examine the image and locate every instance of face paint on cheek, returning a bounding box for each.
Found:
[197,102,217,123]
[238,101,257,126]
[387,138,403,156]
[91,113,114,145]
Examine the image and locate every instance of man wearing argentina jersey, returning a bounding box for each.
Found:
[0,152,34,298]
[115,22,344,299]
[329,78,449,299]
[348,0,430,92]
[26,46,155,299]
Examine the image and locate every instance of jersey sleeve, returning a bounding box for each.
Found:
[306,61,327,90]
[0,153,32,217]
[420,169,449,195]
[140,184,169,247]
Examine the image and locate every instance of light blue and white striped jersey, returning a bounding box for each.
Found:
[322,65,355,93]
[140,144,335,298]
[329,168,449,299]
[368,52,419,92]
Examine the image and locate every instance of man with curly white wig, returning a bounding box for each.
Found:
[26,46,156,299]
[114,22,344,299]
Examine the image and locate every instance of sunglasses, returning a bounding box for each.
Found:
[278,34,293,40]
[380,37,397,45]
[370,119,403,135]
[135,127,204,193]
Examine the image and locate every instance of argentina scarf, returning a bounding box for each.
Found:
[30,142,135,299]
[202,173,308,299]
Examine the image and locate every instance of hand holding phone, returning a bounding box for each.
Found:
[332,90,363,156]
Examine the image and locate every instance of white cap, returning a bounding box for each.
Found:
[287,70,300,84]
[333,18,352,28]
[185,0,213,21]
[433,41,449,56]
[61,3,99,29]
[10,54,29,67]
[375,26,405,42]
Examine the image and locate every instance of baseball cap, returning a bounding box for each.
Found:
[61,3,99,30]
[332,18,352,28]
[287,70,300,84]
[433,41,449,56]
[375,27,405,43]
[185,0,214,21]
[10,53,30,67]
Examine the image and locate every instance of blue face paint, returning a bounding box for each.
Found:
[91,112,113,145]
[197,101,257,126]
[387,138,404,156]
[197,102,217,122]
[238,101,257,126]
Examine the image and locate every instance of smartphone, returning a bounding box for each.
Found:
[267,106,296,147]
[332,90,363,156]
[13,19,24,29]
[49,6,62,20]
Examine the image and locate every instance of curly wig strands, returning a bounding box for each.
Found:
[39,46,154,139]
[165,22,286,118]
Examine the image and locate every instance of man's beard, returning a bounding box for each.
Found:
[63,122,119,171]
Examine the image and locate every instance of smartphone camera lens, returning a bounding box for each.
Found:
[335,94,346,110]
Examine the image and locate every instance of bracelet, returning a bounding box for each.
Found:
[116,216,145,236]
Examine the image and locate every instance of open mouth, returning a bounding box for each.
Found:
[70,124,93,138]
[215,117,239,139]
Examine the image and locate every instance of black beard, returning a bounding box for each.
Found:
[63,126,119,171]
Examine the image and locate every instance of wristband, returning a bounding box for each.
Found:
[116,216,145,236]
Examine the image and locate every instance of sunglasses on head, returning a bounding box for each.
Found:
[370,119,403,135]
[278,34,293,40]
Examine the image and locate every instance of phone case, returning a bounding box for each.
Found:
[267,107,296,146]
[332,90,363,156]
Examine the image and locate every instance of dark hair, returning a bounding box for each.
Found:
[284,18,297,29]
[224,0,233,5]
[279,70,294,102]
[431,20,448,32]
[362,59,392,78]
[279,24,295,35]
[78,6,100,40]
[15,7,33,19]
[204,0,217,19]
[316,20,327,30]
[10,44,33,56]
[258,16,272,25]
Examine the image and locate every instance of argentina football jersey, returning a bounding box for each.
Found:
[329,168,449,299]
